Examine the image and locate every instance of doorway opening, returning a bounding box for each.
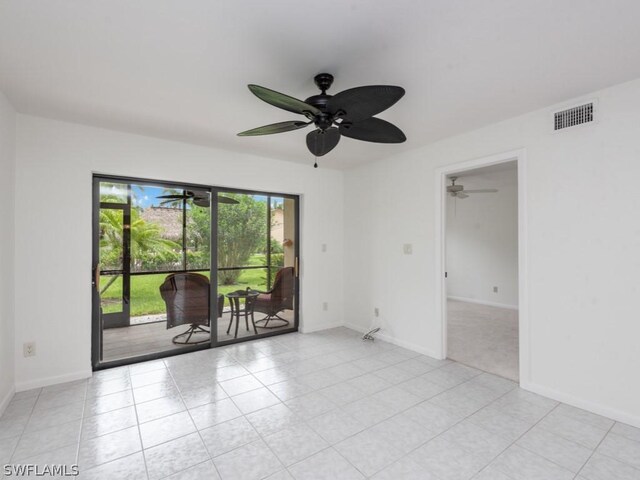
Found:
[92,175,300,369]
[436,150,528,384]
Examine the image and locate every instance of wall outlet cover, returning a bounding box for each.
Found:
[23,342,36,357]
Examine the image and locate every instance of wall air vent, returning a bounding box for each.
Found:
[554,102,594,131]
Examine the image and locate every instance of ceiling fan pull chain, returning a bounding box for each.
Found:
[314,157,318,168]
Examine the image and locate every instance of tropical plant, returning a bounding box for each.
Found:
[217,194,267,284]
[99,208,181,272]
[187,204,211,269]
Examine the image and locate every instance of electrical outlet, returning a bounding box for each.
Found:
[374,307,380,317]
[322,302,328,311]
[493,286,498,293]
[23,342,36,357]
[403,244,413,255]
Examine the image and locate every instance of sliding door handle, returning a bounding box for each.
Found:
[92,266,100,291]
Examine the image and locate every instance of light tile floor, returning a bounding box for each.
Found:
[1,327,638,479]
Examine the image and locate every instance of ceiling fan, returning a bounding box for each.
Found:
[156,190,239,207]
[447,177,498,199]
[238,73,406,161]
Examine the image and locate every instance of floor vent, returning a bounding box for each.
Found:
[554,102,594,131]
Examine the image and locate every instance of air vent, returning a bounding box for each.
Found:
[554,103,594,131]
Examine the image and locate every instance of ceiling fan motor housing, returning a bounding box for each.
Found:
[306,74,337,130]
[314,73,334,93]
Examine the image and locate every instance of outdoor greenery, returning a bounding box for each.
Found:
[99,187,285,318]
[100,208,183,271]
[217,194,268,285]
[100,254,273,316]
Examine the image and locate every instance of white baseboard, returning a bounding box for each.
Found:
[15,369,92,392]
[0,385,16,417]
[343,323,443,360]
[448,296,518,311]
[300,321,344,334]
[521,380,640,429]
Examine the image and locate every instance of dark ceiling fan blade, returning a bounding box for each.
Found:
[238,120,310,137]
[156,194,187,199]
[247,85,321,117]
[192,197,210,208]
[159,199,182,207]
[306,128,340,157]
[339,117,406,143]
[219,196,239,205]
[327,86,405,122]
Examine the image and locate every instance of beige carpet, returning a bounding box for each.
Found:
[447,299,519,381]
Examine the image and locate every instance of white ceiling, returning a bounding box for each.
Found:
[1,1,640,169]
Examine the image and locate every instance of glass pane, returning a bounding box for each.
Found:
[216,191,296,343]
[218,268,268,296]
[131,184,183,273]
[186,194,211,270]
[99,208,124,271]
[99,274,123,314]
[129,273,175,324]
[99,182,128,203]
[218,193,268,274]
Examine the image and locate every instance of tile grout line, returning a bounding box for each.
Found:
[282,365,487,478]
[377,374,517,479]
[144,339,436,478]
[6,387,43,465]
[130,364,152,480]
[163,357,224,480]
[470,402,563,480]
[74,381,89,469]
[571,422,615,480]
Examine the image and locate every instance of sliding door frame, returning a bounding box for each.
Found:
[92,174,215,370]
[211,186,301,348]
[92,174,300,370]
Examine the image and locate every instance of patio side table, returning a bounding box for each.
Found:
[226,289,259,339]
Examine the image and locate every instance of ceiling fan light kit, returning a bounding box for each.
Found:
[238,73,407,164]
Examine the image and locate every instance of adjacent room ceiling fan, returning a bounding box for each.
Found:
[238,73,406,160]
[447,177,498,199]
[156,190,239,207]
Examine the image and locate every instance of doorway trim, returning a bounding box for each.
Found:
[434,148,529,385]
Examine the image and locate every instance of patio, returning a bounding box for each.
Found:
[102,309,294,362]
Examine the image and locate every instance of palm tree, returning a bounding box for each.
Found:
[99,209,181,272]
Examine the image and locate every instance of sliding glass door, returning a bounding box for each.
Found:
[213,191,299,345]
[92,177,214,367]
[92,176,299,369]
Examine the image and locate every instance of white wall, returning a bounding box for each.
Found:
[344,78,640,427]
[446,167,518,308]
[0,91,16,413]
[14,115,344,390]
